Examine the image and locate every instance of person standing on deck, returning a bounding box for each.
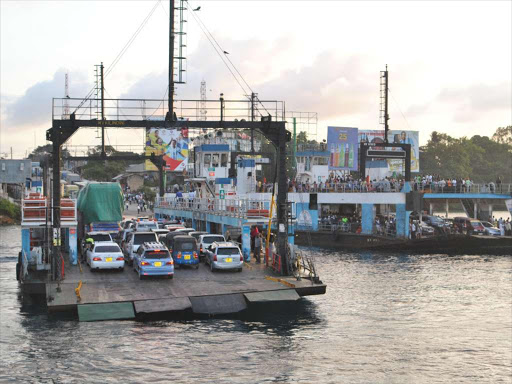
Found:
[254,233,262,263]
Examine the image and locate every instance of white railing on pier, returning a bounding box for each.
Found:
[156,196,276,219]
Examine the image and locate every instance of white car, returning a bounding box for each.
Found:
[198,234,226,256]
[481,221,501,236]
[86,242,125,271]
[123,231,158,265]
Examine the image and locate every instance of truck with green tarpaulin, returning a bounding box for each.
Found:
[77,182,124,247]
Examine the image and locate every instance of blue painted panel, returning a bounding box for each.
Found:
[21,229,31,261]
[242,226,251,261]
[215,178,232,185]
[401,181,412,193]
[395,204,408,238]
[237,159,255,168]
[296,203,319,231]
[196,144,230,152]
[361,204,374,235]
[68,228,78,265]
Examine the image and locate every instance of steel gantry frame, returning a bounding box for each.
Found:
[47,111,291,278]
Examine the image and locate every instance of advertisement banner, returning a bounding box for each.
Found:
[358,129,420,172]
[387,130,420,172]
[145,127,189,172]
[327,126,358,171]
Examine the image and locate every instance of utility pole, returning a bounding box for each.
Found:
[169,0,175,120]
[250,92,256,153]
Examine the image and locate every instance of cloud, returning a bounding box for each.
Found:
[437,82,511,123]
[3,69,91,128]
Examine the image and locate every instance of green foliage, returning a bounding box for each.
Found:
[81,146,142,182]
[0,198,21,221]
[139,186,156,202]
[420,127,512,182]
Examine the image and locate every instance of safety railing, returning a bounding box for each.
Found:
[21,197,77,225]
[156,196,276,219]
[290,182,512,194]
[53,97,285,123]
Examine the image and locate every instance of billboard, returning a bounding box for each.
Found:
[327,126,358,171]
[387,130,420,172]
[145,127,189,172]
[358,129,420,172]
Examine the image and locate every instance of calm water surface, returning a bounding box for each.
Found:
[1,225,511,383]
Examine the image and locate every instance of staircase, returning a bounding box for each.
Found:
[461,198,477,219]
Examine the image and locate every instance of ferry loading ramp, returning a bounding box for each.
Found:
[46,260,326,321]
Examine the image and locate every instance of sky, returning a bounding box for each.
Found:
[1,0,511,158]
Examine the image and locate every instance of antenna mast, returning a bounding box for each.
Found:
[169,0,175,120]
[62,73,70,120]
[380,64,390,143]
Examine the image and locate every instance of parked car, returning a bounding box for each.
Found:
[204,242,243,272]
[165,225,186,232]
[423,215,450,234]
[170,235,199,269]
[152,228,170,238]
[134,220,159,232]
[481,221,501,236]
[81,231,113,257]
[174,228,196,235]
[123,231,158,265]
[133,242,174,280]
[189,231,208,242]
[453,217,485,235]
[418,222,435,237]
[86,241,124,271]
[198,234,226,256]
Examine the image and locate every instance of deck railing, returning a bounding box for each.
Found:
[156,196,275,219]
[291,182,512,194]
[21,197,77,224]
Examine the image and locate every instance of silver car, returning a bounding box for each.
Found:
[205,242,243,272]
[481,221,501,236]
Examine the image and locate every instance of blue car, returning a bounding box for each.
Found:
[133,242,174,279]
[170,235,199,269]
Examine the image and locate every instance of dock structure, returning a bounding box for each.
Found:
[44,260,325,321]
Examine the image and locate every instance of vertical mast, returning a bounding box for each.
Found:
[384,64,389,143]
[169,0,175,120]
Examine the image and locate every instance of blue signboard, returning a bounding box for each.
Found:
[327,127,358,171]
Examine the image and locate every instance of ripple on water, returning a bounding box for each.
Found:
[0,226,511,383]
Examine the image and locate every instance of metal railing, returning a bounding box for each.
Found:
[290,182,512,194]
[21,198,77,224]
[156,196,276,219]
[53,97,285,123]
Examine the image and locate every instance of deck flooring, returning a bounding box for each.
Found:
[46,260,326,313]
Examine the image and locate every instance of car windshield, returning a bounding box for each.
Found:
[90,234,111,242]
[176,242,196,251]
[144,250,170,259]
[470,222,482,227]
[481,222,492,228]
[203,236,224,244]
[429,217,444,224]
[95,245,121,253]
[217,248,240,256]
[134,233,157,244]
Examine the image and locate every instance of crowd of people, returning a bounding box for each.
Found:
[124,192,152,214]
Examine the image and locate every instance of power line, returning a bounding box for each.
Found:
[389,88,413,131]
[73,1,161,114]
[184,0,270,116]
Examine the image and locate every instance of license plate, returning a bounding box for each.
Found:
[154,262,162,267]
[184,255,191,260]
[225,258,232,263]
[106,257,112,262]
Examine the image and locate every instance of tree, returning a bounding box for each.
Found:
[80,146,143,182]
[492,126,512,145]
